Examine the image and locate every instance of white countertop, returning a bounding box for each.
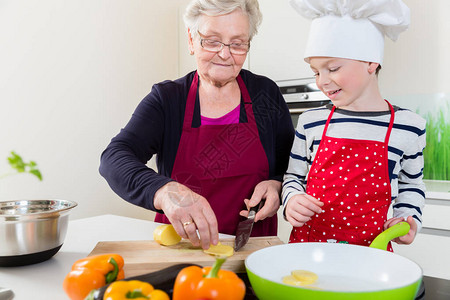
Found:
[1,214,449,299]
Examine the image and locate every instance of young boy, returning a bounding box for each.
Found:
[283,0,426,251]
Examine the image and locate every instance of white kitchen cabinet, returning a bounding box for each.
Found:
[421,181,450,231]
[422,198,450,231]
[248,0,312,81]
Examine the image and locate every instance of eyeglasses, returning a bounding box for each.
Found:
[197,31,250,55]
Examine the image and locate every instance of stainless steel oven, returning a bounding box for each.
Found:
[277,78,331,126]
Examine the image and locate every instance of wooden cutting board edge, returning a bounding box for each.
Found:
[88,236,283,276]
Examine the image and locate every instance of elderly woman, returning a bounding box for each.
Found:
[99,0,294,249]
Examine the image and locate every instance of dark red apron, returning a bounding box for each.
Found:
[155,72,276,236]
[289,101,395,251]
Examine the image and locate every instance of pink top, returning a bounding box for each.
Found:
[200,104,240,125]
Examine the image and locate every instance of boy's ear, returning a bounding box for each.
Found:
[368,62,380,74]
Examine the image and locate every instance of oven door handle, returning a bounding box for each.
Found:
[289,108,308,114]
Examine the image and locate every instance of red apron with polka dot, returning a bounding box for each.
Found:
[289,101,395,251]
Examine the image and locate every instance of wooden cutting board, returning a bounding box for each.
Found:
[89,236,283,277]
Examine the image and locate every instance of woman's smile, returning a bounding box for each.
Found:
[212,61,232,67]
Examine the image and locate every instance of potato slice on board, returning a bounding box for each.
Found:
[203,242,234,257]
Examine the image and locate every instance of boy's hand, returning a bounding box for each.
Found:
[285,194,323,227]
[384,216,417,245]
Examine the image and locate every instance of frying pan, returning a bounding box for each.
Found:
[245,222,422,299]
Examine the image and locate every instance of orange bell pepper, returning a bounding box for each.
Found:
[63,253,125,300]
[103,280,170,300]
[172,257,246,300]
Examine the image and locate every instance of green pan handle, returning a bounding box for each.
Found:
[370,221,410,250]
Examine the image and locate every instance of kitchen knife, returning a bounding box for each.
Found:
[234,200,265,251]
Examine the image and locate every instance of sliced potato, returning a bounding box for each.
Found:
[282,275,306,286]
[153,224,182,246]
[291,270,318,285]
[282,270,318,286]
[203,242,234,257]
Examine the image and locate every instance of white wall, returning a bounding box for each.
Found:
[0,0,189,220]
[379,0,450,96]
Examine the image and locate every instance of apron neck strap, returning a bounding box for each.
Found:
[183,72,199,130]
[322,100,395,146]
[236,74,251,104]
[384,100,395,144]
[236,74,256,123]
[321,105,336,141]
[184,72,256,128]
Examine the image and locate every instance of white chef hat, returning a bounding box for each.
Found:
[290,0,410,65]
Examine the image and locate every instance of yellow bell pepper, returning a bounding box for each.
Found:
[103,280,170,300]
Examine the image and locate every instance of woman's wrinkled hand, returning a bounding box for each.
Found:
[154,182,219,250]
[285,193,323,227]
[384,215,417,245]
[239,180,282,222]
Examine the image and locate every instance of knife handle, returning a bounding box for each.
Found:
[248,199,265,220]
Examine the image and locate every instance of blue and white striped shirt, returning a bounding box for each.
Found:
[282,104,426,231]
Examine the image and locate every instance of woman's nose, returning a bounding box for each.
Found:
[217,45,232,59]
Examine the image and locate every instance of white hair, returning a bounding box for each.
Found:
[184,0,263,41]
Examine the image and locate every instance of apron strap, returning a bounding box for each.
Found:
[236,75,252,104]
[183,71,199,130]
[383,99,395,189]
[321,105,336,140]
[184,72,258,129]
[322,102,395,145]
[384,100,395,145]
[236,75,256,125]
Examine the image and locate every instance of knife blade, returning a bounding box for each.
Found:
[234,200,265,251]
[0,287,14,300]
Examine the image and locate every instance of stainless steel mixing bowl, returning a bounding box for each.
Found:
[0,199,77,266]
